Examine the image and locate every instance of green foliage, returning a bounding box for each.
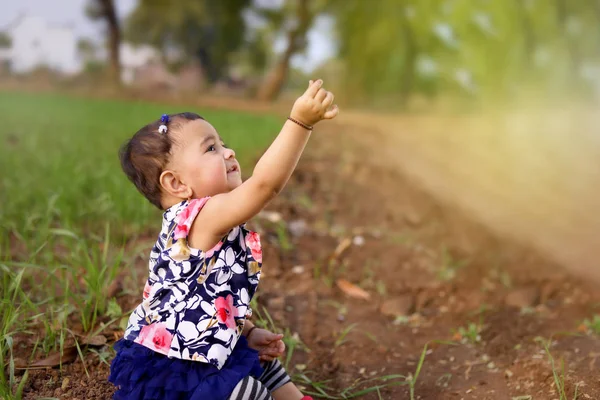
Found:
[126,0,251,82]
[329,0,600,103]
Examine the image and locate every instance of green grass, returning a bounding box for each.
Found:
[535,336,580,400]
[0,90,281,240]
[0,90,281,386]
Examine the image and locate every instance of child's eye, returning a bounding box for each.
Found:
[207,145,216,152]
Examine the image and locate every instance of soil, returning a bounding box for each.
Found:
[9,114,600,399]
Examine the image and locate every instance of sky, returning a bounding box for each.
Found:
[0,0,335,73]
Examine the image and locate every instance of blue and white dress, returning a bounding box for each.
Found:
[109,198,264,400]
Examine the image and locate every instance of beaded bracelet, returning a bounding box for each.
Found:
[288,117,313,131]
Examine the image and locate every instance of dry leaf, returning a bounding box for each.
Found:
[18,346,78,369]
[336,279,371,300]
[332,238,352,259]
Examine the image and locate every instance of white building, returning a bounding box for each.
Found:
[2,14,81,75]
[120,42,161,84]
[1,14,160,83]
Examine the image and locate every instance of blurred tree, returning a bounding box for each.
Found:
[77,38,105,77]
[329,0,429,105]
[255,0,321,101]
[77,38,98,62]
[126,0,250,84]
[0,31,11,48]
[329,0,600,105]
[86,0,121,85]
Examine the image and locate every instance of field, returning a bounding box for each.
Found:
[2,91,600,399]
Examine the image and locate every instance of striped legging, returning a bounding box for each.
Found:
[228,359,291,400]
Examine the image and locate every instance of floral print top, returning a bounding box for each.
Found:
[123,198,263,369]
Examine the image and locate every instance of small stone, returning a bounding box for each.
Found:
[353,235,365,246]
[259,211,282,223]
[380,295,415,317]
[291,265,305,274]
[540,281,560,304]
[404,210,422,226]
[505,369,513,378]
[505,287,540,308]
[288,219,308,237]
[61,377,70,391]
[415,289,435,311]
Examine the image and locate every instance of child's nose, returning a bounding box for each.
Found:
[224,148,236,159]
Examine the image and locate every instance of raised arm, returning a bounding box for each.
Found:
[190,80,339,250]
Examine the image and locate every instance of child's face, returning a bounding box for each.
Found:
[169,119,242,198]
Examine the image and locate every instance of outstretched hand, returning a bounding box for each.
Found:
[247,328,286,362]
[290,79,339,127]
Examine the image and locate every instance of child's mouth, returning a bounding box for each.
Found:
[227,165,239,174]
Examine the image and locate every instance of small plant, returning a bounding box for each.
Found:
[334,323,357,347]
[296,371,406,399]
[454,322,482,344]
[71,223,124,332]
[0,265,32,399]
[252,303,309,370]
[437,246,468,281]
[404,340,456,400]
[535,336,580,400]
[275,222,293,252]
[583,315,600,335]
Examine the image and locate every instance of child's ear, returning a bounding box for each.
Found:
[159,170,192,199]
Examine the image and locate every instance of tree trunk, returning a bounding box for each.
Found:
[516,0,536,65]
[98,0,121,86]
[555,0,581,76]
[398,0,416,107]
[256,0,311,102]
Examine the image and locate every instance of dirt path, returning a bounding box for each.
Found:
[14,100,600,399]
[266,120,600,399]
[339,108,600,283]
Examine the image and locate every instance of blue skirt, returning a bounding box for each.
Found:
[109,336,263,400]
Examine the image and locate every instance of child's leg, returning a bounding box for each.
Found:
[228,376,273,400]
[258,359,305,400]
[270,382,304,400]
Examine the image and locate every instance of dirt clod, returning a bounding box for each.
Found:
[505,287,540,308]
[380,294,415,317]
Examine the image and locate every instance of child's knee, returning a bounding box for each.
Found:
[259,359,292,392]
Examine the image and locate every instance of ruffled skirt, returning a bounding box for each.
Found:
[109,336,263,400]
